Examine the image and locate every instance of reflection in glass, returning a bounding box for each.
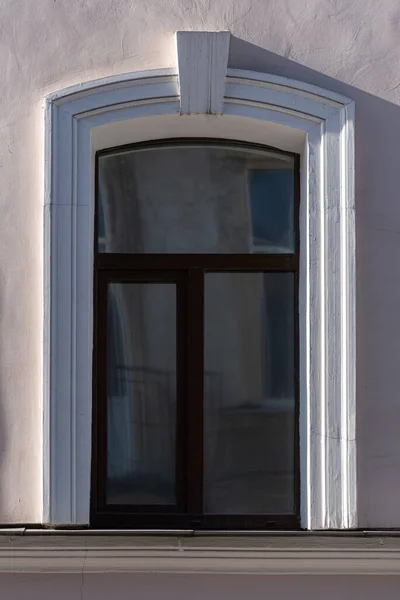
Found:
[98,144,295,254]
[204,272,295,514]
[249,169,294,252]
[106,283,177,505]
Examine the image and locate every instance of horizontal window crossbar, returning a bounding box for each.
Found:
[96,254,298,271]
[90,513,300,530]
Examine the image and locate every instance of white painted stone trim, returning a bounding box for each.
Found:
[43,31,356,529]
[176,31,230,114]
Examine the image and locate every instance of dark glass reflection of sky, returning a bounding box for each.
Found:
[249,169,294,250]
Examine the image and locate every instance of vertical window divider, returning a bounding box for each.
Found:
[176,270,188,514]
[186,267,205,520]
[94,269,109,513]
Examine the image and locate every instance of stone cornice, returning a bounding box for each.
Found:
[2,532,400,574]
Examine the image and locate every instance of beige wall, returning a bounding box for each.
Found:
[1,574,400,600]
[1,0,400,527]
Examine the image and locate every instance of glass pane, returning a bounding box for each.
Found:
[106,282,177,505]
[98,144,295,254]
[249,169,294,252]
[204,272,296,514]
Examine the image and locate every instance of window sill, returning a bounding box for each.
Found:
[1,530,400,574]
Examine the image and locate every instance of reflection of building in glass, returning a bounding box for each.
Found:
[102,144,296,514]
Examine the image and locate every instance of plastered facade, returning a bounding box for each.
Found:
[2,573,400,600]
[1,0,400,530]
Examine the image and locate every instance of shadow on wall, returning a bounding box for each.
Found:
[0,291,5,522]
[228,37,400,527]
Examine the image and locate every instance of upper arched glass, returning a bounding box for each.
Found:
[97,140,297,255]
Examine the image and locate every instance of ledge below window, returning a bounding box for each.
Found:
[1,530,400,575]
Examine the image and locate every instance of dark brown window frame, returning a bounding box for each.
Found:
[91,138,300,530]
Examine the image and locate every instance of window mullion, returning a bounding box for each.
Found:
[186,267,205,520]
[93,269,110,514]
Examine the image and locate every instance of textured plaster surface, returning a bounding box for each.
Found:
[1,574,400,600]
[1,0,400,525]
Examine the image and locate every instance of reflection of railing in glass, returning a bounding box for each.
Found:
[204,271,296,514]
[107,366,175,505]
[107,366,223,505]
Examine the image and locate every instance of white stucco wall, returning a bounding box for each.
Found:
[1,0,400,527]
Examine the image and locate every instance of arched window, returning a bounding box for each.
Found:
[43,32,355,530]
[92,139,300,529]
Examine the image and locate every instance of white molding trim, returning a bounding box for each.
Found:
[176,31,230,114]
[43,31,356,529]
[2,535,400,575]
